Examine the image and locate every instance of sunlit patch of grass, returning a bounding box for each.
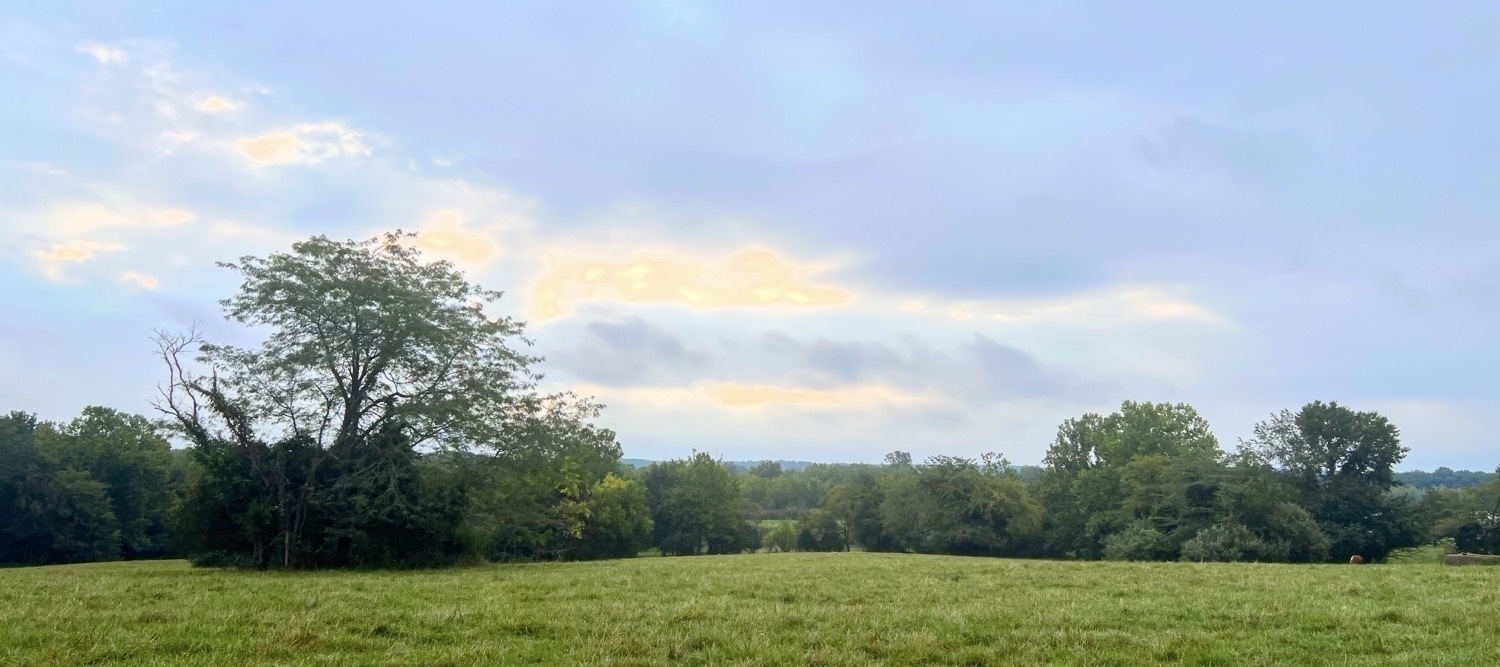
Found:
[2,553,1498,665]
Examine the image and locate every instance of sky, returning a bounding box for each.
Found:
[3,2,1500,469]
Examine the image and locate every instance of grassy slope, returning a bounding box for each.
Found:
[3,553,1498,666]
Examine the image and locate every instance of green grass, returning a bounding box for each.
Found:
[4,553,1499,666]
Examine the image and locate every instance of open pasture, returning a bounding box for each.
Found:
[4,552,1499,666]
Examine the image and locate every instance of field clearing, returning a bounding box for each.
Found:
[3,553,1499,666]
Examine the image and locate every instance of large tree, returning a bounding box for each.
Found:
[644,453,759,556]
[1037,402,1221,558]
[1239,401,1421,561]
[156,232,562,568]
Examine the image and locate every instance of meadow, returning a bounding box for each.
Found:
[3,552,1498,666]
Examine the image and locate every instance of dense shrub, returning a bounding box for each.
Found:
[1180,522,1268,562]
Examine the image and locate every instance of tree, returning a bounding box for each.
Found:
[824,470,897,551]
[35,407,176,558]
[795,509,847,552]
[763,520,797,552]
[1239,401,1421,561]
[880,455,1041,556]
[1038,402,1222,558]
[575,473,653,559]
[750,461,784,479]
[644,453,757,556]
[155,232,559,568]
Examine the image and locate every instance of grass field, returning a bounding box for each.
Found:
[4,552,1499,666]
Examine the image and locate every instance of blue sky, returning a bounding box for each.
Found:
[4,2,1500,468]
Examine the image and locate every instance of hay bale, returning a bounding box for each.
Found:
[1443,553,1500,566]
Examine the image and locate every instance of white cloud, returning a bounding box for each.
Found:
[119,270,160,290]
[76,43,126,65]
[196,96,241,112]
[911,285,1226,328]
[236,122,370,165]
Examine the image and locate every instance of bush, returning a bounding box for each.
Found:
[764,521,796,553]
[1103,522,1173,561]
[795,510,847,552]
[1180,522,1268,562]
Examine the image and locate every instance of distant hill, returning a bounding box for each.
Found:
[618,458,1044,482]
[620,458,818,471]
[1395,468,1495,489]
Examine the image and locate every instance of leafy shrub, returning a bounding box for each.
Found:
[763,521,797,553]
[795,510,846,552]
[1180,522,1268,562]
[1103,522,1173,561]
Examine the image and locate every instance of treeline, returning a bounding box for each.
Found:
[6,398,1499,567]
[3,231,1498,568]
[0,408,187,564]
[664,401,1500,563]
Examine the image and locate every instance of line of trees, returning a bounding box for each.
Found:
[3,231,1497,568]
[709,402,1500,563]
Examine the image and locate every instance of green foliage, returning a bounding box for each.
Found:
[879,455,1040,556]
[1396,467,1495,489]
[1240,401,1422,561]
[37,407,177,558]
[574,473,653,560]
[794,509,846,552]
[644,453,758,556]
[1,408,182,566]
[1038,402,1220,559]
[762,520,796,552]
[1179,521,1269,562]
[823,469,897,551]
[1103,522,1173,561]
[156,232,632,569]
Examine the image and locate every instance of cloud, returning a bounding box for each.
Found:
[1136,116,1301,185]
[5,161,67,176]
[32,242,124,281]
[702,382,889,408]
[972,285,1225,328]
[529,246,851,320]
[236,122,370,165]
[764,332,1113,405]
[76,43,126,65]
[549,317,712,386]
[119,271,160,290]
[30,201,197,235]
[411,210,499,264]
[196,96,241,112]
[585,380,923,411]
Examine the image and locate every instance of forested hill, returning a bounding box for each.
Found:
[627,457,1480,489]
[1395,468,1496,489]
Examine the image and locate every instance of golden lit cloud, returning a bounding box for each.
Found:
[119,271,160,290]
[237,132,303,164]
[32,242,124,281]
[701,383,848,407]
[530,247,851,320]
[196,96,241,112]
[236,122,370,165]
[411,210,498,264]
[77,43,126,65]
[36,202,197,235]
[151,207,196,225]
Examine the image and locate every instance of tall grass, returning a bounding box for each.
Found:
[3,553,1498,665]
